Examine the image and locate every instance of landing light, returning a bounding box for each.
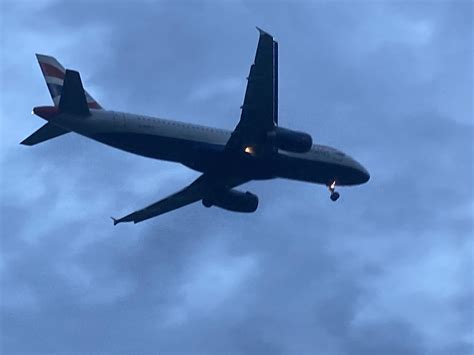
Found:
[244,146,254,155]
[330,181,336,190]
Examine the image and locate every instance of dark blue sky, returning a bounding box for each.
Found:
[1,1,473,354]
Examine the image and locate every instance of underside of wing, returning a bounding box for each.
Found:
[225,28,278,154]
[112,174,249,224]
[112,174,209,225]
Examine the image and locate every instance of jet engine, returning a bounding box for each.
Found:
[202,189,258,213]
[268,127,313,153]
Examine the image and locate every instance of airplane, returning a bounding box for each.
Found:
[22,28,370,225]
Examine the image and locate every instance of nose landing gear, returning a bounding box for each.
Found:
[328,180,340,202]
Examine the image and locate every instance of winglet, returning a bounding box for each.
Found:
[111,216,135,225]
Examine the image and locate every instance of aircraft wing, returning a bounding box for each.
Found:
[112,174,247,225]
[225,28,278,154]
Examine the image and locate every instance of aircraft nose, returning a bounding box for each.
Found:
[359,164,370,183]
[347,157,370,184]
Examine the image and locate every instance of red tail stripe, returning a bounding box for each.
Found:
[33,106,59,119]
[39,62,65,79]
[88,101,102,109]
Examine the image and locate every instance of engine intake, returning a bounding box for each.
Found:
[269,127,313,153]
[202,189,258,213]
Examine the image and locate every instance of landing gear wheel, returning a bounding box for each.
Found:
[328,180,340,201]
[202,198,212,208]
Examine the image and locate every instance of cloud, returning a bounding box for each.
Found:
[1,1,472,354]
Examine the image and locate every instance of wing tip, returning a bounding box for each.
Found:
[256,26,274,38]
[111,216,138,225]
[111,217,120,226]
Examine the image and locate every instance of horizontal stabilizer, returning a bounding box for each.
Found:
[58,69,90,116]
[20,122,69,146]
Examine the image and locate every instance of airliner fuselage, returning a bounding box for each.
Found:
[34,106,369,187]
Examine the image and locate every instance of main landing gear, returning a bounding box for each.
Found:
[328,180,340,202]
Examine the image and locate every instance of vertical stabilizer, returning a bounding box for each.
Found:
[58,70,91,116]
[36,54,103,109]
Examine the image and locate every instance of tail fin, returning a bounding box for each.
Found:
[58,70,91,116]
[22,69,91,146]
[36,54,103,109]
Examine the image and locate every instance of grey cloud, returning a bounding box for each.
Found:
[1,1,472,354]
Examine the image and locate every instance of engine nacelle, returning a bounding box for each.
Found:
[269,127,313,153]
[202,189,258,213]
